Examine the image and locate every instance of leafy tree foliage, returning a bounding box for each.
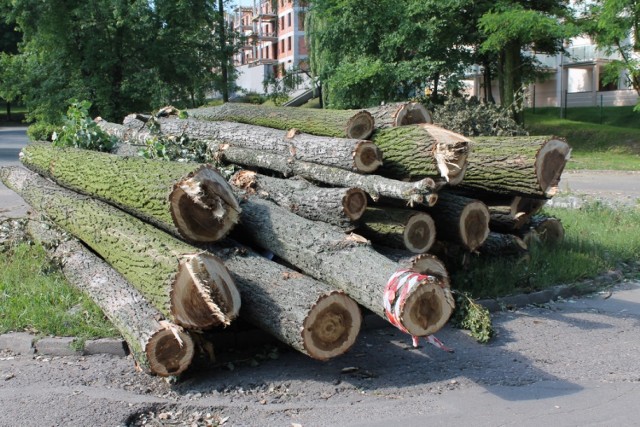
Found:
[0,0,240,125]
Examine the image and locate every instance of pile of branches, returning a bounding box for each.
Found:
[0,101,571,376]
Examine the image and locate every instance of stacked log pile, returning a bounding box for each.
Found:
[1,101,571,376]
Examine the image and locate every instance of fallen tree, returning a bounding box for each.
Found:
[357,207,436,254]
[366,102,432,129]
[187,102,376,140]
[234,195,455,337]
[0,166,241,330]
[20,143,240,243]
[26,217,195,376]
[371,124,470,184]
[231,171,367,230]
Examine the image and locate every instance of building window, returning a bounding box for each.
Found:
[287,12,291,28]
[299,12,305,30]
[287,36,292,52]
[280,16,284,30]
[281,39,285,53]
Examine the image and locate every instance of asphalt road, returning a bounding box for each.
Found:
[0,126,28,218]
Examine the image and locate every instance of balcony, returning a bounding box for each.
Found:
[253,12,277,22]
[247,31,278,43]
[248,58,278,67]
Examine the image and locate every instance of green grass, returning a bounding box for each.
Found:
[525,107,640,171]
[454,202,640,298]
[0,242,119,338]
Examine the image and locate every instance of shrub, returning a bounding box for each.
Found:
[51,99,117,152]
[26,122,59,142]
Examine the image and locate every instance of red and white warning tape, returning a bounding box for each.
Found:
[383,269,453,353]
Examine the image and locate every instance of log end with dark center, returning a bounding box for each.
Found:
[302,291,361,360]
[170,166,241,242]
[396,102,432,126]
[403,212,436,254]
[535,137,571,197]
[171,253,240,329]
[346,111,375,140]
[146,326,195,377]
[401,279,455,336]
[342,188,368,221]
[460,200,490,252]
[353,141,383,173]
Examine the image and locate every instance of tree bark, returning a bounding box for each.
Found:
[478,231,529,258]
[366,102,432,129]
[20,142,240,243]
[139,116,382,173]
[371,124,470,184]
[234,195,454,337]
[518,215,564,247]
[488,205,531,233]
[26,217,194,377]
[0,166,240,330]
[357,207,436,254]
[426,192,490,252]
[231,170,367,230]
[211,145,439,206]
[210,241,361,360]
[460,135,571,198]
[187,102,375,140]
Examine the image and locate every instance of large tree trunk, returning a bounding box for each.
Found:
[478,231,529,258]
[357,207,436,254]
[366,102,432,129]
[212,145,439,206]
[187,102,376,140]
[210,241,361,360]
[460,135,571,198]
[426,192,490,252]
[371,124,470,184]
[0,167,240,330]
[231,171,367,230]
[135,116,383,173]
[20,143,240,243]
[234,195,455,337]
[26,217,195,377]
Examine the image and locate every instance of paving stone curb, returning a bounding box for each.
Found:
[0,335,128,358]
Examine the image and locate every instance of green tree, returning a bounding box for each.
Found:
[0,18,22,119]
[479,1,574,122]
[580,0,640,104]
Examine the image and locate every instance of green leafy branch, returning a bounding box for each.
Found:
[451,291,494,344]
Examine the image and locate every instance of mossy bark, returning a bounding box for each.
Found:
[187,102,375,140]
[231,171,367,230]
[371,124,470,184]
[460,136,571,198]
[20,143,240,243]
[143,117,382,173]
[26,217,194,376]
[0,166,239,330]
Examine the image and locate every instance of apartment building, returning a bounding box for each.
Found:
[464,35,639,109]
[232,0,309,95]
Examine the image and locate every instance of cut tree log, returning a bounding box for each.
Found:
[459,135,571,198]
[357,207,436,254]
[210,242,361,360]
[488,205,531,233]
[427,192,490,252]
[478,231,529,257]
[371,124,470,184]
[20,143,240,243]
[366,102,432,129]
[0,166,240,330]
[26,217,194,376]
[187,102,376,140]
[211,144,439,206]
[133,116,383,173]
[519,215,564,247]
[230,171,367,230]
[234,195,454,337]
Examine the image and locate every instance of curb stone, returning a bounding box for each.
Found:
[0,335,128,358]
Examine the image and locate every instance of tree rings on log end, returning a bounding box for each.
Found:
[395,102,432,126]
[170,166,241,242]
[423,124,470,185]
[302,291,361,360]
[146,326,195,377]
[171,253,240,329]
[526,217,565,246]
[460,200,490,252]
[346,111,375,140]
[401,279,455,336]
[404,213,436,254]
[342,188,368,221]
[353,141,383,173]
[535,137,571,197]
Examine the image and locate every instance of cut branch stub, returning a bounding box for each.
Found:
[172,253,240,329]
[170,166,241,242]
[146,324,195,377]
[302,291,361,360]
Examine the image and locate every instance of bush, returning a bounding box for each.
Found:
[51,99,117,152]
[26,122,59,142]
[432,96,527,137]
